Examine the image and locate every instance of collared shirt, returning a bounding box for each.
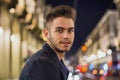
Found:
[59,60,69,80]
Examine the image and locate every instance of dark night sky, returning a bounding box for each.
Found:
[45,0,115,58]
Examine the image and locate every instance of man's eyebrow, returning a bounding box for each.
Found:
[55,27,64,29]
[69,27,74,29]
[55,27,74,29]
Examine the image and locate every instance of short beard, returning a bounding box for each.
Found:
[48,37,67,53]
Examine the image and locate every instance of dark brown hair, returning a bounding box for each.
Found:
[45,5,76,28]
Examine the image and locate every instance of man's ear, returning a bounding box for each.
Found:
[43,28,49,39]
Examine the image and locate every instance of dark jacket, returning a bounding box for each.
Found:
[19,43,69,80]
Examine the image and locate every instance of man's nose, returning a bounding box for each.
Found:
[63,32,70,38]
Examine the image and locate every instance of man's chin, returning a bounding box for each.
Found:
[57,49,69,53]
[62,48,70,52]
[57,46,71,53]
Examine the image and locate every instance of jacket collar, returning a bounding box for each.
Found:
[42,43,69,80]
[42,43,59,62]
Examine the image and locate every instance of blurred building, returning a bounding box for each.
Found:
[0,0,49,79]
[77,0,120,78]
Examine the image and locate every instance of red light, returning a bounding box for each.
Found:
[81,66,87,73]
[76,64,88,73]
[108,61,112,66]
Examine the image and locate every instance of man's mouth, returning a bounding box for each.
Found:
[60,41,71,44]
[60,41,71,47]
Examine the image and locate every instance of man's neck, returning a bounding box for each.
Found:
[51,47,65,60]
[47,42,65,60]
[56,52,65,60]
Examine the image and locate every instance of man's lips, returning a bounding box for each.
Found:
[60,41,71,47]
[61,42,71,44]
[60,41,71,44]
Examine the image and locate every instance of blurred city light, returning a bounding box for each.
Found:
[103,63,108,71]
[0,27,4,36]
[11,35,16,42]
[108,61,112,67]
[89,64,94,70]
[81,45,87,52]
[92,69,98,75]
[107,49,112,55]
[99,69,104,75]
[117,62,120,70]
[97,50,106,58]
[9,8,15,14]
[73,75,80,80]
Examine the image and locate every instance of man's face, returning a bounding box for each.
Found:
[45,17,75,53]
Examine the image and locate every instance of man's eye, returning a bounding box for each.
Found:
[68,29,74,33]
[56,30,63,33]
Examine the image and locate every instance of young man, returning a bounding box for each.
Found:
[19,5,76,80]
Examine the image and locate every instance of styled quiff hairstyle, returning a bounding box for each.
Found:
[45,5,76,28]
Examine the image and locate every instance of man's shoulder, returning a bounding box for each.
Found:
[25,49,58,69]
[28,48,48,62]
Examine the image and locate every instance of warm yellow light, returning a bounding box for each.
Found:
[99,69,104,75]
[92,69,98,75]
[81,45,87,52]
[9,8,15,14]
